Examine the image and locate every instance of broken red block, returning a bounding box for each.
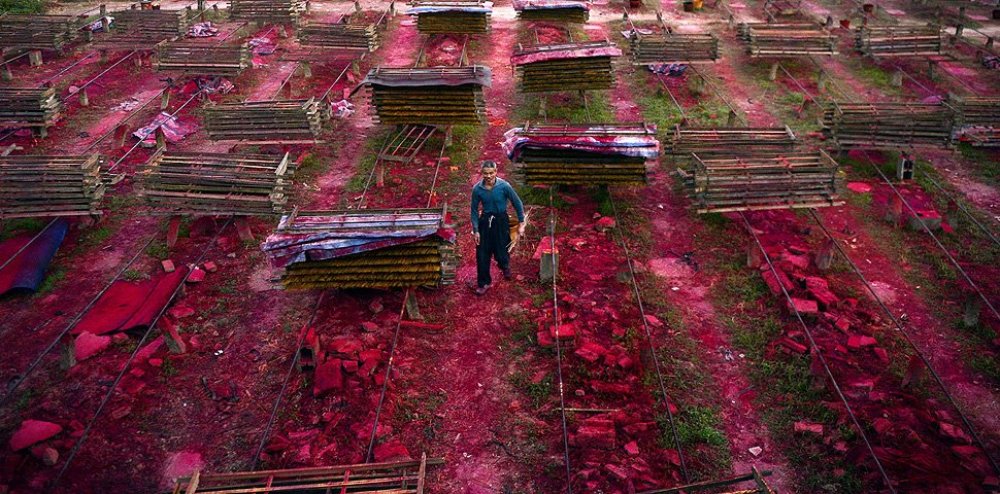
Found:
[643,314,663,328]
[342,360,359,373]
[202,261,218,273]
[360,321,378,332]
[168,305,195,319]
[939,422,972,444]
[30,445,59,466]
[834,317,851,333]
[328,336,363,359]
[536,330,554,348]
[313,359,343,397]
[780,252,811,271]
[846,335,877,349]
[550,322,576,340]
[805,277,839,309]
[604,463,628,480]
[374,440,411,462]
[778,337,808,355]
[186,267,206,283]
[793,421,825,435]
[787,298,819,314]
[624,441,640,456]
[594,216,616,232]
[74,332,111,362]
[574,341,607,364]
[161,259,176,273]
[873,347,889,363]
[575,420,616,450]
[761,267,795,296]
[9,420,62,451]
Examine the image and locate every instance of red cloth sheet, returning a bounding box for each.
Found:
[71,267,189,335]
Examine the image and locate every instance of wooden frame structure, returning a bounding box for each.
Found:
[228,0,306,24]
[738,22,838,57]
[513,40,621,93]
[203,98,325,142]
[822,101,954,149]
[408,0,491,35]
[262,207,457,290]
[92,9,189,50]
[169,456,443,494]
[360,66,490,125]
[505,123,659,186]
[513,0,589,23]
[156,41,251,76]
[0,87,63,137]
[855,25,942,57]
[664,126,798,159]
[951,95,1000,147]
[630,32,720,65]
[136,150,293,216]
[0,14,83,52]
[679,151,844,214]
[0,154,105,220]
[298,22,382,51]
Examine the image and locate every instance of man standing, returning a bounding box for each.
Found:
[470,160,525,295]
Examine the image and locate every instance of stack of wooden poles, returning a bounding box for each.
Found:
[408,0,491,34]
[228,0,306,24]
[679,151,845,213]
[822,101,954,148]
[513,0,589,23]
[297,22,381,51]
[513,41,621,93]
[262,207,457,290]
[738,22,838,57]
[156,42,251,76]
[204,99,326,141]
[505,123,659,185]
[0,14,83,52]
[136,150,294,216]
[855,25,942,57]
[93,9,189,49]
[630,32,719,64]
[0,87,63,137]
[361,66,491,125]
[664,126,798,160]
[0,154,105,220]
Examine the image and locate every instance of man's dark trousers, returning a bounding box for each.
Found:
[477,213,510,288]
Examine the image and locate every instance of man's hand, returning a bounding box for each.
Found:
[517,224,526,236]
[474,232,480,245]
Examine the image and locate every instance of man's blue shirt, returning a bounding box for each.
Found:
[470,177,525,233]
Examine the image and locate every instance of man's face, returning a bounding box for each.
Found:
[481,167,497,186]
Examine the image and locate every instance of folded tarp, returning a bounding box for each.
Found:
[361,66,492,88]
[70,267,189,335]
[0,219,69,297]
[502,124,660,160]
[513,0,588,11]
[511,41,621,66]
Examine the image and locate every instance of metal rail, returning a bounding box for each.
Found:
[547,187,575,494]
[807,208,1000,476]
[47,217,235,492]
[608,193,690,482]
[740,212,898,493]
[0,233,159,409]
[365,290,410,462]
[862,150,1000,322]
[0,219,58,274]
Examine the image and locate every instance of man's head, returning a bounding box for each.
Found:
[481,160,498,187]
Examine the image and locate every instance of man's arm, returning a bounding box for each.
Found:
[507,182,525,223]
[470,186,481,233]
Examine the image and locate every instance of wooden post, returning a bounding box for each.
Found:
[354,0,362,12]
[28,50,43,67]
[376,162,385,187]
[816,69,827,92]
[301,61,312,78]
[540,238,558,283]
[891,70,903,87]
[962,293,981,328]
[404,291,423,321]
[927,60,937,81]
[100,4,110,32]
[235,217,254,242]
[166,215,182,248]
[61,339,77,370]
[746,240,763,268]
[156,126,167,149]
[2,63,12,81]
[727,109,738,127]
[987,37,995,49]
[161,89,171,110]
[116,123,130,147]
[100,50,109,63]
[815,239,835,270]
[768,62,779,81]
[79,88,90,107]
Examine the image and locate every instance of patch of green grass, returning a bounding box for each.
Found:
[161,358,178,377]
[955,143,999,186]
[676,406,728,447]
[1,218,45,241]
[510,369,552,410]
[970,354,1000,382]
[76,225,113,250]
[146,241,170,260]
[122,269,146,281]
[36,267,65,294]
[0,0,44,14]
